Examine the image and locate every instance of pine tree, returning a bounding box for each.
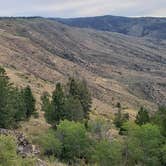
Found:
[68,77,92,119]
[135,107,150,125]
[63,96,84,121]
[51,83,65,125]
[0,67,27,128]
[22,86,36,119]
[0,67,14,128]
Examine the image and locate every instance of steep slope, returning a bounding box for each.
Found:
[0,18,166,111]
[55,15,166,39]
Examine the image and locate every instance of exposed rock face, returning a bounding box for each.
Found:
[0,128,40,157]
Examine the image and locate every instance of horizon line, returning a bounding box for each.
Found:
[0,14,166,19]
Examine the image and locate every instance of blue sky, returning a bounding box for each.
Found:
[0,0,166,18]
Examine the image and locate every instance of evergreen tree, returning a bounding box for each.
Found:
[114,102,129,129]
[63,96,84,122]
[114,109,122,128]
[135,107,150,125]
[68,77,92,119]
[11,88,26,122]
[152,106,166,137]
[51,83,65,125]
[0,67,15,128]
[22,86,36,119]
[0,66,36,128]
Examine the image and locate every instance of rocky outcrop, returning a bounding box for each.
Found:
[0,128,40,157]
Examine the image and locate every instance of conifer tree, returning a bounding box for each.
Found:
[51,83,65,125]
[68,77,92,119]
[135,107,150,125]
[22,86,36,119]
[0,66,28,128]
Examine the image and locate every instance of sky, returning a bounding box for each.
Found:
[0,0,166,18]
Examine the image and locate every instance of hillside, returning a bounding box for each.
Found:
[0,17,166,112]
[55,15,166,39]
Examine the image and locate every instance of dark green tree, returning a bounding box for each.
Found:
[135,107,150,125]
[114,102,129,130]
[50,83,65,125]
[0,67,12,128]
[68,78,92,119]
[11,88,26,122]
[0,66,36,128]
[22,86,36,119]
[63,96,84,122]
[152,106,166,137]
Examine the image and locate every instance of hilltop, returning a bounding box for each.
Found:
[55,15,166,39]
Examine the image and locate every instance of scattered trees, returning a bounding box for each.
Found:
[1,65,166,166]
[123,122,164,166]
[40,77,166,165]
[0,66,36,128]
[41,77,92,126]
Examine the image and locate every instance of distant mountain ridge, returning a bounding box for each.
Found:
[55,15,166,39]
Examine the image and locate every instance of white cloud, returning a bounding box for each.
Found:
[0,0,165,17]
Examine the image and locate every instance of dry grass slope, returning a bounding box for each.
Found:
[0,18,165,113]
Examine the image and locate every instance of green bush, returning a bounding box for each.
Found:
[123,122,164,166]
[37,130,62,157]
[152,106,166,137]
[91,139,122,166]
[56,120,91,163]
[0,135,35,166]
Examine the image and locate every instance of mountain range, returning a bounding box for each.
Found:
[0,16,165,113]
[55,15,166,39]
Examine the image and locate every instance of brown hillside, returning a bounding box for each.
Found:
[0,18,166,112]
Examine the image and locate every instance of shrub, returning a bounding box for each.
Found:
[0,135,35,166]
[88,118,111,140]
[37,130,62,157]
[123,122,163,166]
[91,139,122,166]
[56,120,91,163]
